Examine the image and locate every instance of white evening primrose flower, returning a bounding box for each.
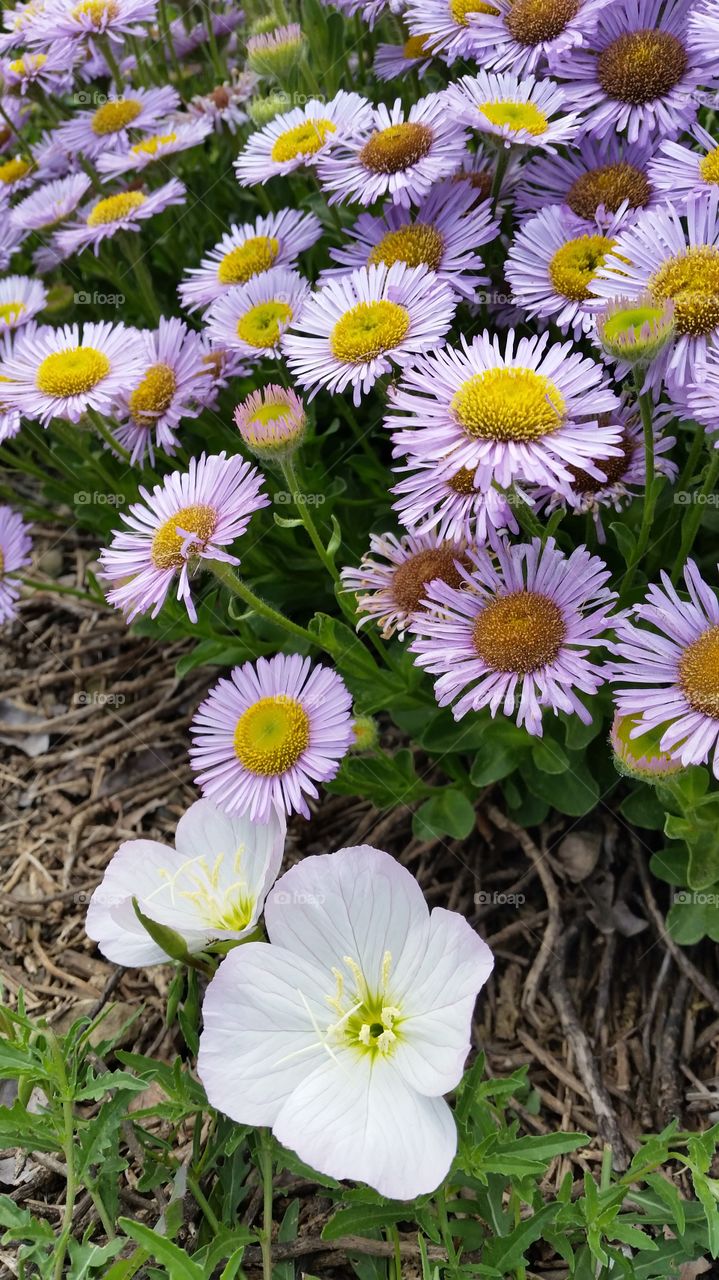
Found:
[86,798,286,966]
[198,845,494,1200]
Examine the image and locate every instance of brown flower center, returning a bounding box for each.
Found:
[392,547,469,613]
[360,122,433,175]
[679,625,719,719]
[569,426,635,495]
[473,590,566,673]
[597,30,688,105]
[566,162,652,220]
[506,0,580,45]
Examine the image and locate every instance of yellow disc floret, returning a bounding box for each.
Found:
[330,300,410,363]
[451,367,566,442]
[87,190,146,227]
[129,363,177,428]
[217,236,279,285]
[236,300,292,348]
[233,695,311,775]
[473,590,567,673]
[91,99,142,135]
[478,100,549,135]
[271,118,335,163]
[36,347,111,397]
[367,223,444,270]
[548,234,615,302]
[679,625,719,718]
[151,504,218,570]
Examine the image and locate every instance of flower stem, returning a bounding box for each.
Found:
[120,232,161,324]
[208,559,320,649]
[280,455,340,582]
[491,145,509,211]
[98,34,126,93]
[670,450,719,584]
[258,1129,274,1280]
[86,407,132,465]
[622,372,657,594]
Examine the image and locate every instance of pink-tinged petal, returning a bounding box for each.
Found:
[393,908,494,1095]
[265,846,431,993]
[197,942,330,1125]
[274,1051,457,1199]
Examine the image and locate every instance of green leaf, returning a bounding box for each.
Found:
[323,1203,418,1240]
[531,736,569,774]
[328,748,428,809]
[118,1219,204,1279]
[620,785,667,830]
[132,898,189,963]
[610,521,637,566]
[482,1204,557,1272]
[413,789,475,840]
[524,755,599,817]
[0,1099,62,1153]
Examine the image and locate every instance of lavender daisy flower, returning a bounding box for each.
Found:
[685,346,719,448]
[374,33,435,80]
[341,531,472,639]
[2,43,76,93]
[506,203,626,338]
[444,71,582,152]
[204,267,309,363]
[0,320,145,426]
[54,87,179,161]
[55,179,186,257]
[321,179,498,303]
[391,457,518,544]
[10,174,92,231]
[315,94,469,209]
[648,124,719,210]
[410,537,618,736]
[111,317,215,467]
[688,0,719,61]
[234,385,307,460]
[188,70,258,135]
[613,562,719,777]
[235,92,373,185]
[387,329,622,493]
[403,0,500,64]
[0,505,32,624]
[473,0,605,74]
[95,116,213,176]
[27,0,157,45]
[100,452,269,624]
[533,400,677,540]
[515,137,657,229]
[591,189,719,393]
[283,262,457,406]
[0,276,47,330]
[553,0,712,145]
[0,0,50,51]
[179,210,322,314]
[189,653,354,823]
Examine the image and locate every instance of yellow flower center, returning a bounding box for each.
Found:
[360,122,434,174]
[0,301,25,325]
[218,236,279,285]
[506,0,580,43]
[650,246,719,337]
[402,33,431,56]
[9,52,46,73]
[597,29,688,104]
[451,367,566,442]
[36,347,111,396]
[548,234,615,302]
[326,952,403,1058]
[0,157,31,185]
[699,146,719,185]
[129,363,177,428]
[392,547,469,613]
[566,162,652,220]
[330,300,410,363]
[473,590,567,673]
[236,299,292,348]
[71,0,119,25]
[679,625,719,719]
[150,503,218,570]
[450,0,499,24]
[91,99,142,135]
[367,223,444,270]
[131,131,178,157]
[87,190,146,227]
[477,100,549,135]
[271,118,335,163]
[233,695,310,775]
